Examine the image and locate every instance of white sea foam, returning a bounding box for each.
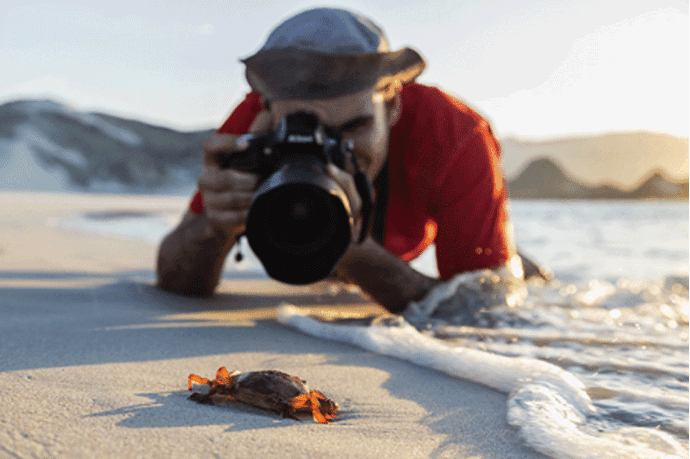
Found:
[456,340,689,380]
[277,305,687,459]
[403,257,527,326]
[508,384,686,459]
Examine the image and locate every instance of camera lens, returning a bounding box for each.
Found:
[241,114,361,285]
[283,195,327,247]
[246,177,352,285]
[253,184,340,255]
[289,200,310,220]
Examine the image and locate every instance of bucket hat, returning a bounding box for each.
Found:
[242,8,426,100]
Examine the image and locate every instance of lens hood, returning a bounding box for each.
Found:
[245,158,353,284]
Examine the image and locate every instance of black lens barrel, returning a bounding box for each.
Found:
[245,160,353,285]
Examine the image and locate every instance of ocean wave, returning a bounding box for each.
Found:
[277,305,688,459]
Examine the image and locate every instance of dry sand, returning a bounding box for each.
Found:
[0,192,546,458]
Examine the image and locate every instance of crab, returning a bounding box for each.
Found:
[187,367,338,424]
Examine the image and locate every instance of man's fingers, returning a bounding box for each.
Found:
[249,109,274,134]
[203,110,271,165]
[198,168,258,192]
[202,110,271,166]
[203,134,235,163]
[202,134,251,166]
[205,208,249,228]
[327,164,361,216]
[203,190,253,210]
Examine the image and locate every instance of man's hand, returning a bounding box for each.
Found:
[326,163,363,241]
[197,111,273,240]
[198,136,258,240]
[156,111,273,296]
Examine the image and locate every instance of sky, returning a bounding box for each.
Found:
[1,0,688,140]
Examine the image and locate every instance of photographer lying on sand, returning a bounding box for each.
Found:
[157,7,548,325]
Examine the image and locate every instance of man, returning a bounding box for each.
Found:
[157,8,536,318]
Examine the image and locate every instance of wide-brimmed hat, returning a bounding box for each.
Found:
[242,8,426,100]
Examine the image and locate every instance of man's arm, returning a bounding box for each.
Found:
[156,210,235,296]
[333,235,440,314]
[157,107,269,297]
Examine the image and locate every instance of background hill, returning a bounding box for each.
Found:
[0,99,212,193]
[0,98,687,199]
[507,158,688,199]
[501,132,689,189]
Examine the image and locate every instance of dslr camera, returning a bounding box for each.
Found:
[218,112,373,285]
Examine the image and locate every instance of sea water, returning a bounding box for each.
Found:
[60,199,689,458]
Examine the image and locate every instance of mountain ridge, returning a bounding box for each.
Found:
[501,131,688,189]
[507,157,688,200]
[0,98,212,193]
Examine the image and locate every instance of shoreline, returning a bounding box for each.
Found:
[0,192,546,458]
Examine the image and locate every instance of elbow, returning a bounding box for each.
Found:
[156,277,216,297]
[155,242,218,297]
[155,266,217,297]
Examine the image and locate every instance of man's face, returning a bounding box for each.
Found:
[266,88,399,182]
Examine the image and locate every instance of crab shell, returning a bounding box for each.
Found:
[187,367,338,424]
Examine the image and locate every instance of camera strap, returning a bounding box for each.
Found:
[233,232,246,262]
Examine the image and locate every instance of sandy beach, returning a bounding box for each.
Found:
[0,192,547,458]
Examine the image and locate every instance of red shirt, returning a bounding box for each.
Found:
[190,84,515,279]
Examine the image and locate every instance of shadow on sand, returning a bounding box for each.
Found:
[0,269,544,458]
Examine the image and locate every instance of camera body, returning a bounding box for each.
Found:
[218,112,372,285]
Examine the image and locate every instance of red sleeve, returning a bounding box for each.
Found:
[216,92,263,135]
[188,92,263,214]
[433,122,515,278]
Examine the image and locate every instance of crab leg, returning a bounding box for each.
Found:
[289,393,311,410]
[290,391,331,424]
[315,393,337,422]
[187,374,212,390]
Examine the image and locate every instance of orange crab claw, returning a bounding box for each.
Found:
[290,390,336,424]
[312,409,328,423]
[215,367,233,385]
[307,393,327,424]
[187,374,212,390]
[313,391,338,423]
[315,391,338,422]
[290,393,311,410]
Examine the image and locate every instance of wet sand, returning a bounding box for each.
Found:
[0,192,546,458]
